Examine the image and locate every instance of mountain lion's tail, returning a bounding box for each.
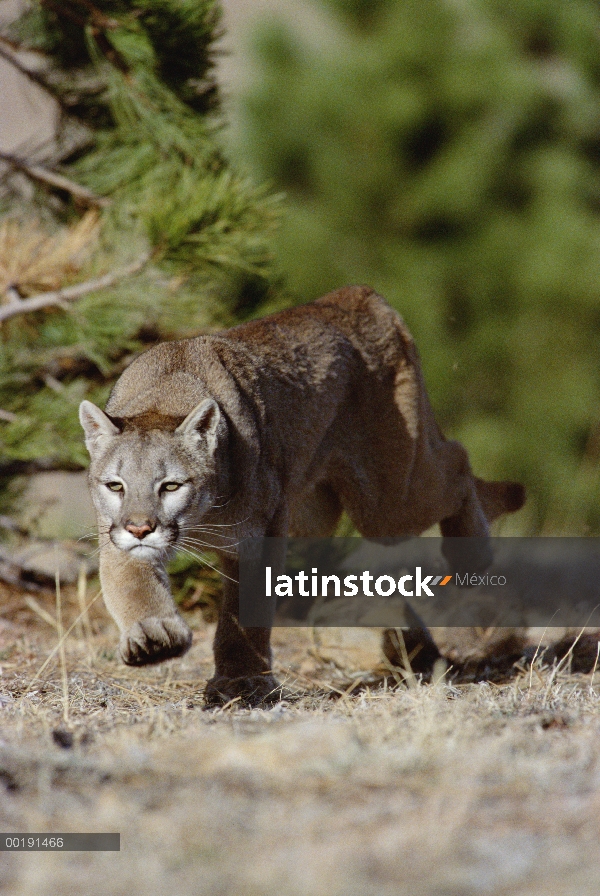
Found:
[475,478,526,523]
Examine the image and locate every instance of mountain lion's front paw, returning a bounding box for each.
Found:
[119,616,192,666]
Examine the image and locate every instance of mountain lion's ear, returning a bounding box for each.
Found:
[79,400,120,452]
[176,398,221,451]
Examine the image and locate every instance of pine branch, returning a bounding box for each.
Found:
[39,0,130,74]
[0,151,110,207]
[0,252,151,324]
[66,0,119,30]
[37,0,117,31]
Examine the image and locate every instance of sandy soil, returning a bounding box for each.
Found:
[1,582,600,895]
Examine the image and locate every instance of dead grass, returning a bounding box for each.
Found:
[1,584,600,895]
[0,213,99,298]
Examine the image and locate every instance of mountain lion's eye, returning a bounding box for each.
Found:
[162,482,181,492]
[106,482,124,492]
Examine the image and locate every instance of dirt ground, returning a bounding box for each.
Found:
[1,581,600,896]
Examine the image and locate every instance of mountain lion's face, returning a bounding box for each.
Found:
[79,399,222,564]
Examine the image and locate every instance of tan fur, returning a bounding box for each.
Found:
[79,287,525,704]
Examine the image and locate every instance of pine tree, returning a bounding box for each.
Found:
[0,0,279,501]
[240,0,600,533]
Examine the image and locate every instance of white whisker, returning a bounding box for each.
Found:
[179,530,238,545]
[181,515,250,529]
[176,546,238,584]
[180,536,239,555]
[210,496,235,510]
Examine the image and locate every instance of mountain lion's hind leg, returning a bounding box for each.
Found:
[99,540,192,665]
[438,441,494,572]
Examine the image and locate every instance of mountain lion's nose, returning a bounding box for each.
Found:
[125,521,155,539]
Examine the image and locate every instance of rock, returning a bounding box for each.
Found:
[311,628,383,673]
[5,540,97,587]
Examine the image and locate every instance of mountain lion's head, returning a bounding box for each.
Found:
[79,398,225,564]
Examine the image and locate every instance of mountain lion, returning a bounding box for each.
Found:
[79,286,525,704]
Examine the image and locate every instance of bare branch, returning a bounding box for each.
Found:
[0,151,110,207]
[0,40,65,108]
[0,253,151,325]
[0,515,29,536]
[0,409,18,422]
[4,287,21,305]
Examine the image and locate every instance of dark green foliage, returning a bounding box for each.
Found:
[17,0,221,112]
[0,1,279,491]
[135,0,222,110]
[240,0,600,532]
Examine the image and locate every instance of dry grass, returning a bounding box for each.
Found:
[1,583,600,895]
[0,213,99,298]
